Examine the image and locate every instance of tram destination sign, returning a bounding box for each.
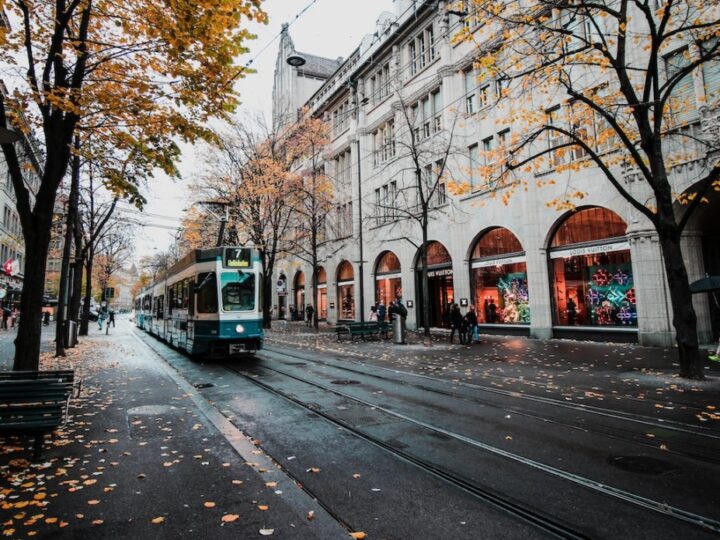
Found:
[549,241,630,260]
[223,248,252,268]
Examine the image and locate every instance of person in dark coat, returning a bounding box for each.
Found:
[464,307,479,343]
[449,303,463,344]
[108,309,116,327]
[377,303,386,322]
[305,304,314,327]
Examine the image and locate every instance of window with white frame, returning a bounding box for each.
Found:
[334,149,352,186]
[370,62,392,106]
[409,24,436,76]
[331,99,351,137]
[373,120,396,165]
[546,107,567,168]
[336,201,353,237]
[465,69,477,113]
[478,84,491,109]
[468,143,480,188]
[412,88,442,141]
[482,135,496,167]
[374,181,397,224]
[664,47,698,126]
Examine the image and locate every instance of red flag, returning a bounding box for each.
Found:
[3,259,12,276]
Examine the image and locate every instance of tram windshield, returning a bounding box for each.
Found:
[221,271,255,311]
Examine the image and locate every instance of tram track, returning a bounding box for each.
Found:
[234,351,720,536]
[265,344,720,442]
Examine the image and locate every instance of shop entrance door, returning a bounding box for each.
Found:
[416,270,454,328]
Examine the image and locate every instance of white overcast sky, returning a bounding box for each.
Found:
[131,0,394,261]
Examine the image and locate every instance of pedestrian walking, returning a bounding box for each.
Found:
[42,311,50,326]
[305,304,314,327]
[449,303,463,344]
[1,305,8,330]
[109,309,116,328]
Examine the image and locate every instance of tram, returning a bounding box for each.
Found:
[134,247,264,356]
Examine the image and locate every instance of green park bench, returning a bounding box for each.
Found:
[0,372,76,460]
[0,369,81,397]
[334,322,391,341]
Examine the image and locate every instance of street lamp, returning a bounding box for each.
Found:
[286,54,307,67]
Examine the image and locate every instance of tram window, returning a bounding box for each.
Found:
[197,272,218,314]
[221,271,255,311]
[183,279,189,308]
[157,295,164,319]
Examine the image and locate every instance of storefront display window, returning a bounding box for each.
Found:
[375,251,402,307]
[337,261,355,320]
[550,207,636,327]
[470,228,529,324]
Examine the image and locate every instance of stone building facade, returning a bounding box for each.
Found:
[271,0,720,346]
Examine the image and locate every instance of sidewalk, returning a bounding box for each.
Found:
[0,320,343,539]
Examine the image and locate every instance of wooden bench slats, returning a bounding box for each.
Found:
[0,371,75,460]
[334,322,391,341]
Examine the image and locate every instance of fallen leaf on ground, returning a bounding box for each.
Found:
[232,480,243,485]
[350,533,366,539]
[91,520,104,526]
[87,500,100,505]
[307,511,314,521]
[151,517,165,524]
[259,529,274,536]
[258,505,269,511]
[265,482,277,488]
[204,502,216,508]
[221,514,240,523]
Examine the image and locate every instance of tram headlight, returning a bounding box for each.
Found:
[235,324,245,334]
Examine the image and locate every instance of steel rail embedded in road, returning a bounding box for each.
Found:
[224,364,591,540]
[263,345,720,467]
[249,350,720,535]
[265,345,720,441]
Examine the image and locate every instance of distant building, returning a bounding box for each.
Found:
[0,79,42,305]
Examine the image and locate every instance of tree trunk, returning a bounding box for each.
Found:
[70,218,84,332]
[13,231,53,370]
[261,253,273,329]
[79,245,94,336]
[55,143,81,356]
[658,233,705,379]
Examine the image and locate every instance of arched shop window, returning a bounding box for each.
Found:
[549,207,636,328]
[415,241,453,328]
[375,251,402,307]
[336,261,355,320]
[316,267,327,320]
[470,228,529,324]
[294,271,305,312]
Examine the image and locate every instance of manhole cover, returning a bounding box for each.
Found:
[330,380,360,386]
[194,382,215,389]
[608,455,681,475]
[127,405,178,415]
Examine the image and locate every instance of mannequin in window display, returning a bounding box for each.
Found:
[488,299,497,323]
[567,297,578,325]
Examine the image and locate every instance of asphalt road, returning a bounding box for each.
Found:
[134,329,720,539]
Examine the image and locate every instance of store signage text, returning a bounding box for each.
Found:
[471,256,526,269]
[550,241,630,260]
[426,268,453,278]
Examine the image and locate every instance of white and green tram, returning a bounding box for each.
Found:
[134,247,264,356]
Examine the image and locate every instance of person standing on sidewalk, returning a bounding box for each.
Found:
[378,302,386,322]
[108,309,116,328]
[464,306,479,344]
[369,305,378,321]
[305,304,314,327]
[449,303,463,344]
[1,304,8,330]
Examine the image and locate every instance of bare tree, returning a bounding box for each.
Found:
[367,88,461,339]
[195,112,297,328]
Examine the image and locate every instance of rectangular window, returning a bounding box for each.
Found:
[664,48,698,126]
[465,69,476,113]
[375,188,381,222]
[197,273,218,314]
[478,84,490,109]
[547,107,567,167]
[482,136,496,166]
[409,24,436,77]
[221,271,256,312]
